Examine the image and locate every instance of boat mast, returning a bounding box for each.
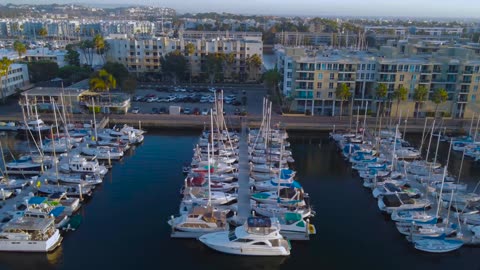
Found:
[418,117,428,154]
[210,109,214,161]
[207,143,211,207]
[424,120,436,163]
[0,141,8,179]
[92,97,98,142]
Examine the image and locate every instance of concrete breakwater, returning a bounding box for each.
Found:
[1,113,471,132]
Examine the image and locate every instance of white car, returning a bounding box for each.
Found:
[146,97,158,102]
[208,87,216,93]
[201,108,209,115]
[131,107,140,114]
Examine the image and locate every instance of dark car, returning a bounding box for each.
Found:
[183,107,192,115]
[231,100,242,106]
[151,107,159,114]
[193,108,200,115]
[158,107,167,114]
[234,108,241,115]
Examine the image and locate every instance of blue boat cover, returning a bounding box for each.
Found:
[280,169,293,179]
[28,196,47,205]
[49,206,65,217]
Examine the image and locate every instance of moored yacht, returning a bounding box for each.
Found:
[199,217,291,256]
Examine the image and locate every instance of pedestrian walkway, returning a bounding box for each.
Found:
[236,118,251,223]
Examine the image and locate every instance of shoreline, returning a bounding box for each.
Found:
[1,113,470,133]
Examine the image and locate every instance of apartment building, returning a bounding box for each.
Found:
[106,34,263,81]
[0,63,30,99]
[276,41,480,118]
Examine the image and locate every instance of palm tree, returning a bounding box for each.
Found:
[246,54,262,81]
[90,69,116,92]
[432,88,448,118]
[93,34,106,64]
[375,83,388,117]
[184,43,196,83]
[223,52,236,82]
[90,69,117,106]
[413,85,428,118]
[0,57,13,103]
[335,83,351,118]
[38,28,48,39]
[392,85,408,117]
[13,40,26,59]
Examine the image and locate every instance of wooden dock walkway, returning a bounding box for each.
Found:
[236,119,251,224]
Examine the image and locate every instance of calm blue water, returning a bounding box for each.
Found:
[0,131,479,270]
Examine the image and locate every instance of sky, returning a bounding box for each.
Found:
[4,0,480,18]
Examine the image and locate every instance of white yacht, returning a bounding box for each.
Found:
[0,217,62,252]
[60,155,108,175]
[81,145,124,160]
[199,217,291,256]
[168,206,229,237]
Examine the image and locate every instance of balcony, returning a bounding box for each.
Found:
[420,69,432,74]
[432,68,442,73]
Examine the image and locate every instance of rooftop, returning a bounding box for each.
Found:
[3,216,54,231]
[22,87,88,97]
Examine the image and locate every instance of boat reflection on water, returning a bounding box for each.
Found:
[180,239,287,270]
[0,246,63,270]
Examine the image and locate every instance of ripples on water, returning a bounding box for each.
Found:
[0,131,479,270]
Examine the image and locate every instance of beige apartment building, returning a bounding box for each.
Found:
[105,33,263,81]
[276,41,480,118]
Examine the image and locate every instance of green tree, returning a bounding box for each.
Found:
[65,44,80,66]
[376,83,388,117]
[392,85,408,117]
[38,27,48,38]
[335,83,351,118]
[122,75,137,95]
[203,53,224,84]
[432,88,448,117]
[223,52,236,82]
[58,65,91,84]
[413,85,428,118]
[90,69,116,92]
[160,50,187,85]
[13,40,26,59]
[79,40,94,66]
[27,61,59,83]
[246,54,262,81]
[93,34,108,64]
[103,62,128,86]
[263,67,282,109]
[0,57,13,102]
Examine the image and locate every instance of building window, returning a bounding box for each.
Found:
[367,64,371,70]
[328,92,333,98]
[318,73,323,80]
[472,95,476,102]
[474,86,479,92]
[330,73,334,80]
[287,72,292,78]
[316,92,321,98]
[317,82,322,89]
[286,81,291,87]
[321,64,326,70]
[329,82,334,89]
[476,76,480,83]
[287,63,292,69]
[400,75,404,81]
[412,75,416,80]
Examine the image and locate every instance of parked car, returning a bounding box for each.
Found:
[147,97,158,102]
[133,95,143,101]
[151,107,159,114]
[201,108,209,115]
[208,87,216,93]
[231,100,242,106]
[193,107,200,115]
[146,93,156,98]
[158,107,167,114]
[131,107,140,114]
[183,107,192,115]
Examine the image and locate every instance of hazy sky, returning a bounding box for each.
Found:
[5,0,480,18]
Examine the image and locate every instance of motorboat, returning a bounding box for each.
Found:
[377,193,431,214]
[0,217,62,252]
[414,237,463,253]
[59,155,108,175]
[199,217,291,256]
[168,205,229,236]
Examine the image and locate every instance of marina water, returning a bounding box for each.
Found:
[0,130,480,270]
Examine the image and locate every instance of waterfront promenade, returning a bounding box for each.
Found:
[0,112,472,132]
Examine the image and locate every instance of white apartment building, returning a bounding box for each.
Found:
[0,63,30,98]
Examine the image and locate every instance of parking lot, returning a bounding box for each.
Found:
[129,85,267,116]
